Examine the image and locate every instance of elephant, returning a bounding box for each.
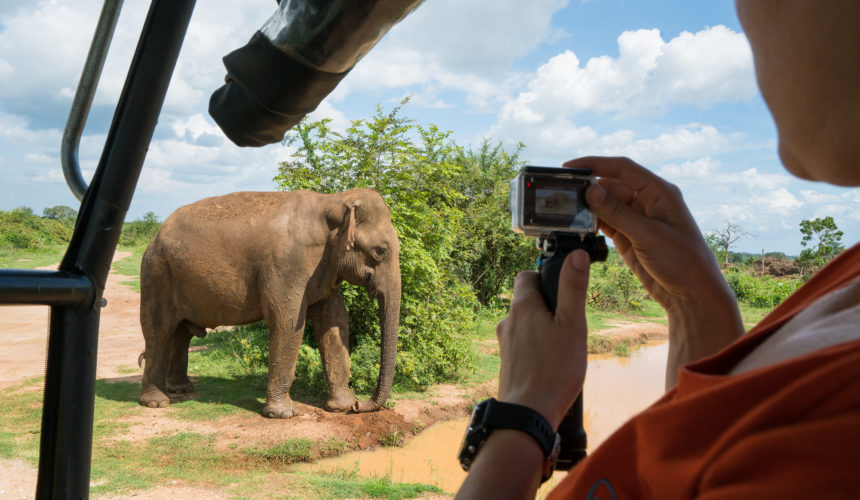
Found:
[138,188,401,418]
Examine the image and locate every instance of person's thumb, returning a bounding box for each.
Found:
[554,250,590,330]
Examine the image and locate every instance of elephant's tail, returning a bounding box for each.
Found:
[138,352,145,368]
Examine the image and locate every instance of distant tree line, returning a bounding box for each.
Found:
[0,205,161,250]
[706,217,845,274]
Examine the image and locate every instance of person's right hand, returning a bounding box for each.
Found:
[565,156,726,311]
[564,156,744,382]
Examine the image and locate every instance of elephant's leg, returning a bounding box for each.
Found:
[166,321,201,394]
[260,303,305,419]
[309,291,358,413]
[139,312,175,408]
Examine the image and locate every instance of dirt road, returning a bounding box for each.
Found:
[0,251,142,389]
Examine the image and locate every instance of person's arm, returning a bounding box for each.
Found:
[456,429,545,499]
[564,156,744,389]
[456,251,592,499]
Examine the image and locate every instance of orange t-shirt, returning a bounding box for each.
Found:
[548,243,860,499]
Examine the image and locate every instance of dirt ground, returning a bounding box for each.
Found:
[0,252,666,498]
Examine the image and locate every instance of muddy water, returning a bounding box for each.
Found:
[299,342,668,494]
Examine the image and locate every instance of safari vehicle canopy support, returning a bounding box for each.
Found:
[0,0,196,497]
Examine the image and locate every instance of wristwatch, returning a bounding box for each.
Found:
[458,398,561,483]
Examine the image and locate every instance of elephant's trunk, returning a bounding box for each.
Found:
[355,267,401,412]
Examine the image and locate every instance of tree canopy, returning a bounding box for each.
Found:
[798,216,844,269]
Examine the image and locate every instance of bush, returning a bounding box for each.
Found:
[119,211,161,247]
[587,253,649,312]
[725,271,802,308]
[226,321,269,374]
[0,207,73,249]
[274,102,498,391]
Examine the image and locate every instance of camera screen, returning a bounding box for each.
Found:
[510,165,597,236]
[524,176,591,229]
[534,188,578,216]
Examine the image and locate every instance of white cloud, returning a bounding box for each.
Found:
[800,189,842,204]
[752,187,802,211]
[24,152,52,163]
[490,118,735,164]
[601,124,731,165]
[33,168,66,184]
[658,157,720,180]
[489,25,755,149]
[382,0,569,76]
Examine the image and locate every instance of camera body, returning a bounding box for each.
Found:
[510,165,607,263]
[510,166,597,237]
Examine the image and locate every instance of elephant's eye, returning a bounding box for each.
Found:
[371,246,388,261]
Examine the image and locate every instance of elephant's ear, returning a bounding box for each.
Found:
[342,200,361,253]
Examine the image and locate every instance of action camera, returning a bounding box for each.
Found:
[510,166,598,237]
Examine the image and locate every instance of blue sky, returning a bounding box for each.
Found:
[1,0,857,255]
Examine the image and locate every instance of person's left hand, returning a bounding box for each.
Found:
[495,250,591,430]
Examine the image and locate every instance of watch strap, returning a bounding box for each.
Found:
[459,398,561,483]
[481,398,556,457]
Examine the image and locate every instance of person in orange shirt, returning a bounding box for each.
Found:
[457,1,860,498]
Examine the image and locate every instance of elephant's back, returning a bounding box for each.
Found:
[170,191,308,223]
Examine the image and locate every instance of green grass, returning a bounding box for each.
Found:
[112,245,146,291]
[300,466,444,500]
[740,303,774,330]
[0,246,66,269]
[89,432,233,495]
[378,430,405,448]
[244,439,314,465]
[0,380,45,465]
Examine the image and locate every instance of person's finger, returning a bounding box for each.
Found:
[554,250,590,329]
[597,178,649,214]
[586,182,653,242]
[597,178,636,204]
[510,270,543,309]
[563,156,659,191]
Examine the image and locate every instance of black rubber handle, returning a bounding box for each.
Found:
[539,248,588,470]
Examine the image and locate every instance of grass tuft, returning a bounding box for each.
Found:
[244,438,314,465]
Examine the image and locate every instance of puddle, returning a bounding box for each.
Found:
[299,341,668,494]
[582,341,668,450]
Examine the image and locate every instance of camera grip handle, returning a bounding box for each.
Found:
[539,249,588,470]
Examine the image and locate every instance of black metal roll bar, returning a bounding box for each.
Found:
[0,0,196,497]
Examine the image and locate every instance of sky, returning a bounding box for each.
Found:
[1,0,857,255]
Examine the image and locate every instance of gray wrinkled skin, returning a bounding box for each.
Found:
[138,189,401,418]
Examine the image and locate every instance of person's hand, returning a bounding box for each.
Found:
[566,156,734,314]
[564,156,744,386]
[495,250,591,429]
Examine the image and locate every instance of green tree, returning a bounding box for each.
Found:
[119,211,161,247]
[275,101,476,390]
[42,205,78,221]
[449,140,538,305]
[798,216,844,268]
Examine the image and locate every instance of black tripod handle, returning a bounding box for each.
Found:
[538,241,592,470]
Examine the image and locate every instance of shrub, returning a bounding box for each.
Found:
[119,211,161,247]
[587,254,648,312]
[226,322,269,374]
[0,207,73,249]
[725,271,802,308]
[274,102,492,391]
